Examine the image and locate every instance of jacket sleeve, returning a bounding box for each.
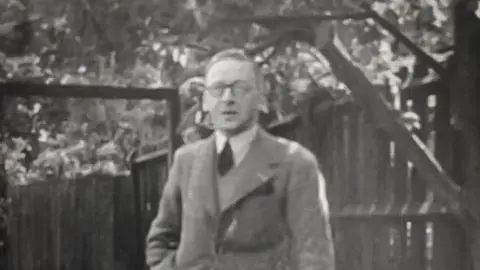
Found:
[145,150,184,270]
[286,151,336,270]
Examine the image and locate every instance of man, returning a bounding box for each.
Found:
[145,48,335,270]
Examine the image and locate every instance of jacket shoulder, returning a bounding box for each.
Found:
[173,137,210,160]
[271,136,318,167]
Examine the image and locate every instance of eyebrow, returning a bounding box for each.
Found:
[208,80,250,86]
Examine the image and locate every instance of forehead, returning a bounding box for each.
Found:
[205,59,256,84]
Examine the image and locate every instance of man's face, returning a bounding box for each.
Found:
[205,59,260,135]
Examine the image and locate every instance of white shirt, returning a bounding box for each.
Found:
[214,124,259,167]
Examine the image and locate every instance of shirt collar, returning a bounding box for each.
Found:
[215,124,259,154]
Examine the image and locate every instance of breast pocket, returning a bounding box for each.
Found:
[220,179,287,250]
[243,181,283,227]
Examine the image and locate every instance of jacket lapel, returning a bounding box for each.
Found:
[219,128,286,213]
[187,135,220,220]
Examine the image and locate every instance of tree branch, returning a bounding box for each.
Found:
[245,32,286,56]
[223,9,446,77]
[318,39,474,230]
[362,5,445,75]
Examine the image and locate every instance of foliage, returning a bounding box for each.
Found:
[0,0,471,184]
[172,0,459,133]
[1,53,174,184]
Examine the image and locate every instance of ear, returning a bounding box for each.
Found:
[256,92,269,113]
[202,90,218,112]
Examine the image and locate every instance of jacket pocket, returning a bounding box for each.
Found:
[218,180,287,252]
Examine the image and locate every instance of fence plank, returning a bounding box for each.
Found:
[8,176,131,270]
[322,109,336,209]
[405,220,427,270]
[8,187,19,270]
[374,130,397,270]
[372,221,394,270]
[430,216,469,270]
[114,176,138,270]
[50,181,61,270]
[328,107,342,212]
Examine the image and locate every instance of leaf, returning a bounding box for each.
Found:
[179,76,205,99]
[289,78,311,93]
[1,0,460,184]
[97,141,120,157]
[401,110,421,131]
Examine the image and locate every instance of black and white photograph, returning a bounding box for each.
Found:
[1,0,479,269]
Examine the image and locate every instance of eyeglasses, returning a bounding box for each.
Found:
[206,81,253,98]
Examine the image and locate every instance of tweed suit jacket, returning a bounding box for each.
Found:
[145,128,335,270]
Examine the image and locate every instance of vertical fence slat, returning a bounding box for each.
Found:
[38,183,48,270]
[64,180,76,270]
[375,127,396,270]
[344,113,358,207]
[406,94,428,270]
[430,216,468,270]
[404,220,427,270]
[24,186,33,270]
[100,178,115,270]
[329,107,341,212]
[51,182,61,270]
[390,145,408,270]
[133,162,146,270]
[336,108,364,270]
[114,176,138,270]
[373,221,394,270]
[322,109,336,211]
[8,187,19,270]
[356,109,377,270]
[332,106,350,270]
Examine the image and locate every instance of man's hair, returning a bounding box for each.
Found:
[205,48,256,73]
[205,48,266,92]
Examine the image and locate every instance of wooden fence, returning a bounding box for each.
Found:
[7,165,165,270]
[263,81,469,270]
[0,82,179,270]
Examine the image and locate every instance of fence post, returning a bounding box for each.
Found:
[130,88,181,270]
[167,91,181,166]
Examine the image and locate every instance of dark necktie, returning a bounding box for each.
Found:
[218,140,234,176]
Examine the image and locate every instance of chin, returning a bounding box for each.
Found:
[220,124,242,131]
[220,122,251,134]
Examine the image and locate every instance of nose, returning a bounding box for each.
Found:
[220,87,234,101]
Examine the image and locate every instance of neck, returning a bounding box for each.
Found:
[221,123,256,138]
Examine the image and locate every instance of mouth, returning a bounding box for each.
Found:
[221,110,237,116]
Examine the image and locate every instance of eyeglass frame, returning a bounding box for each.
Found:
[205,80,255,98]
